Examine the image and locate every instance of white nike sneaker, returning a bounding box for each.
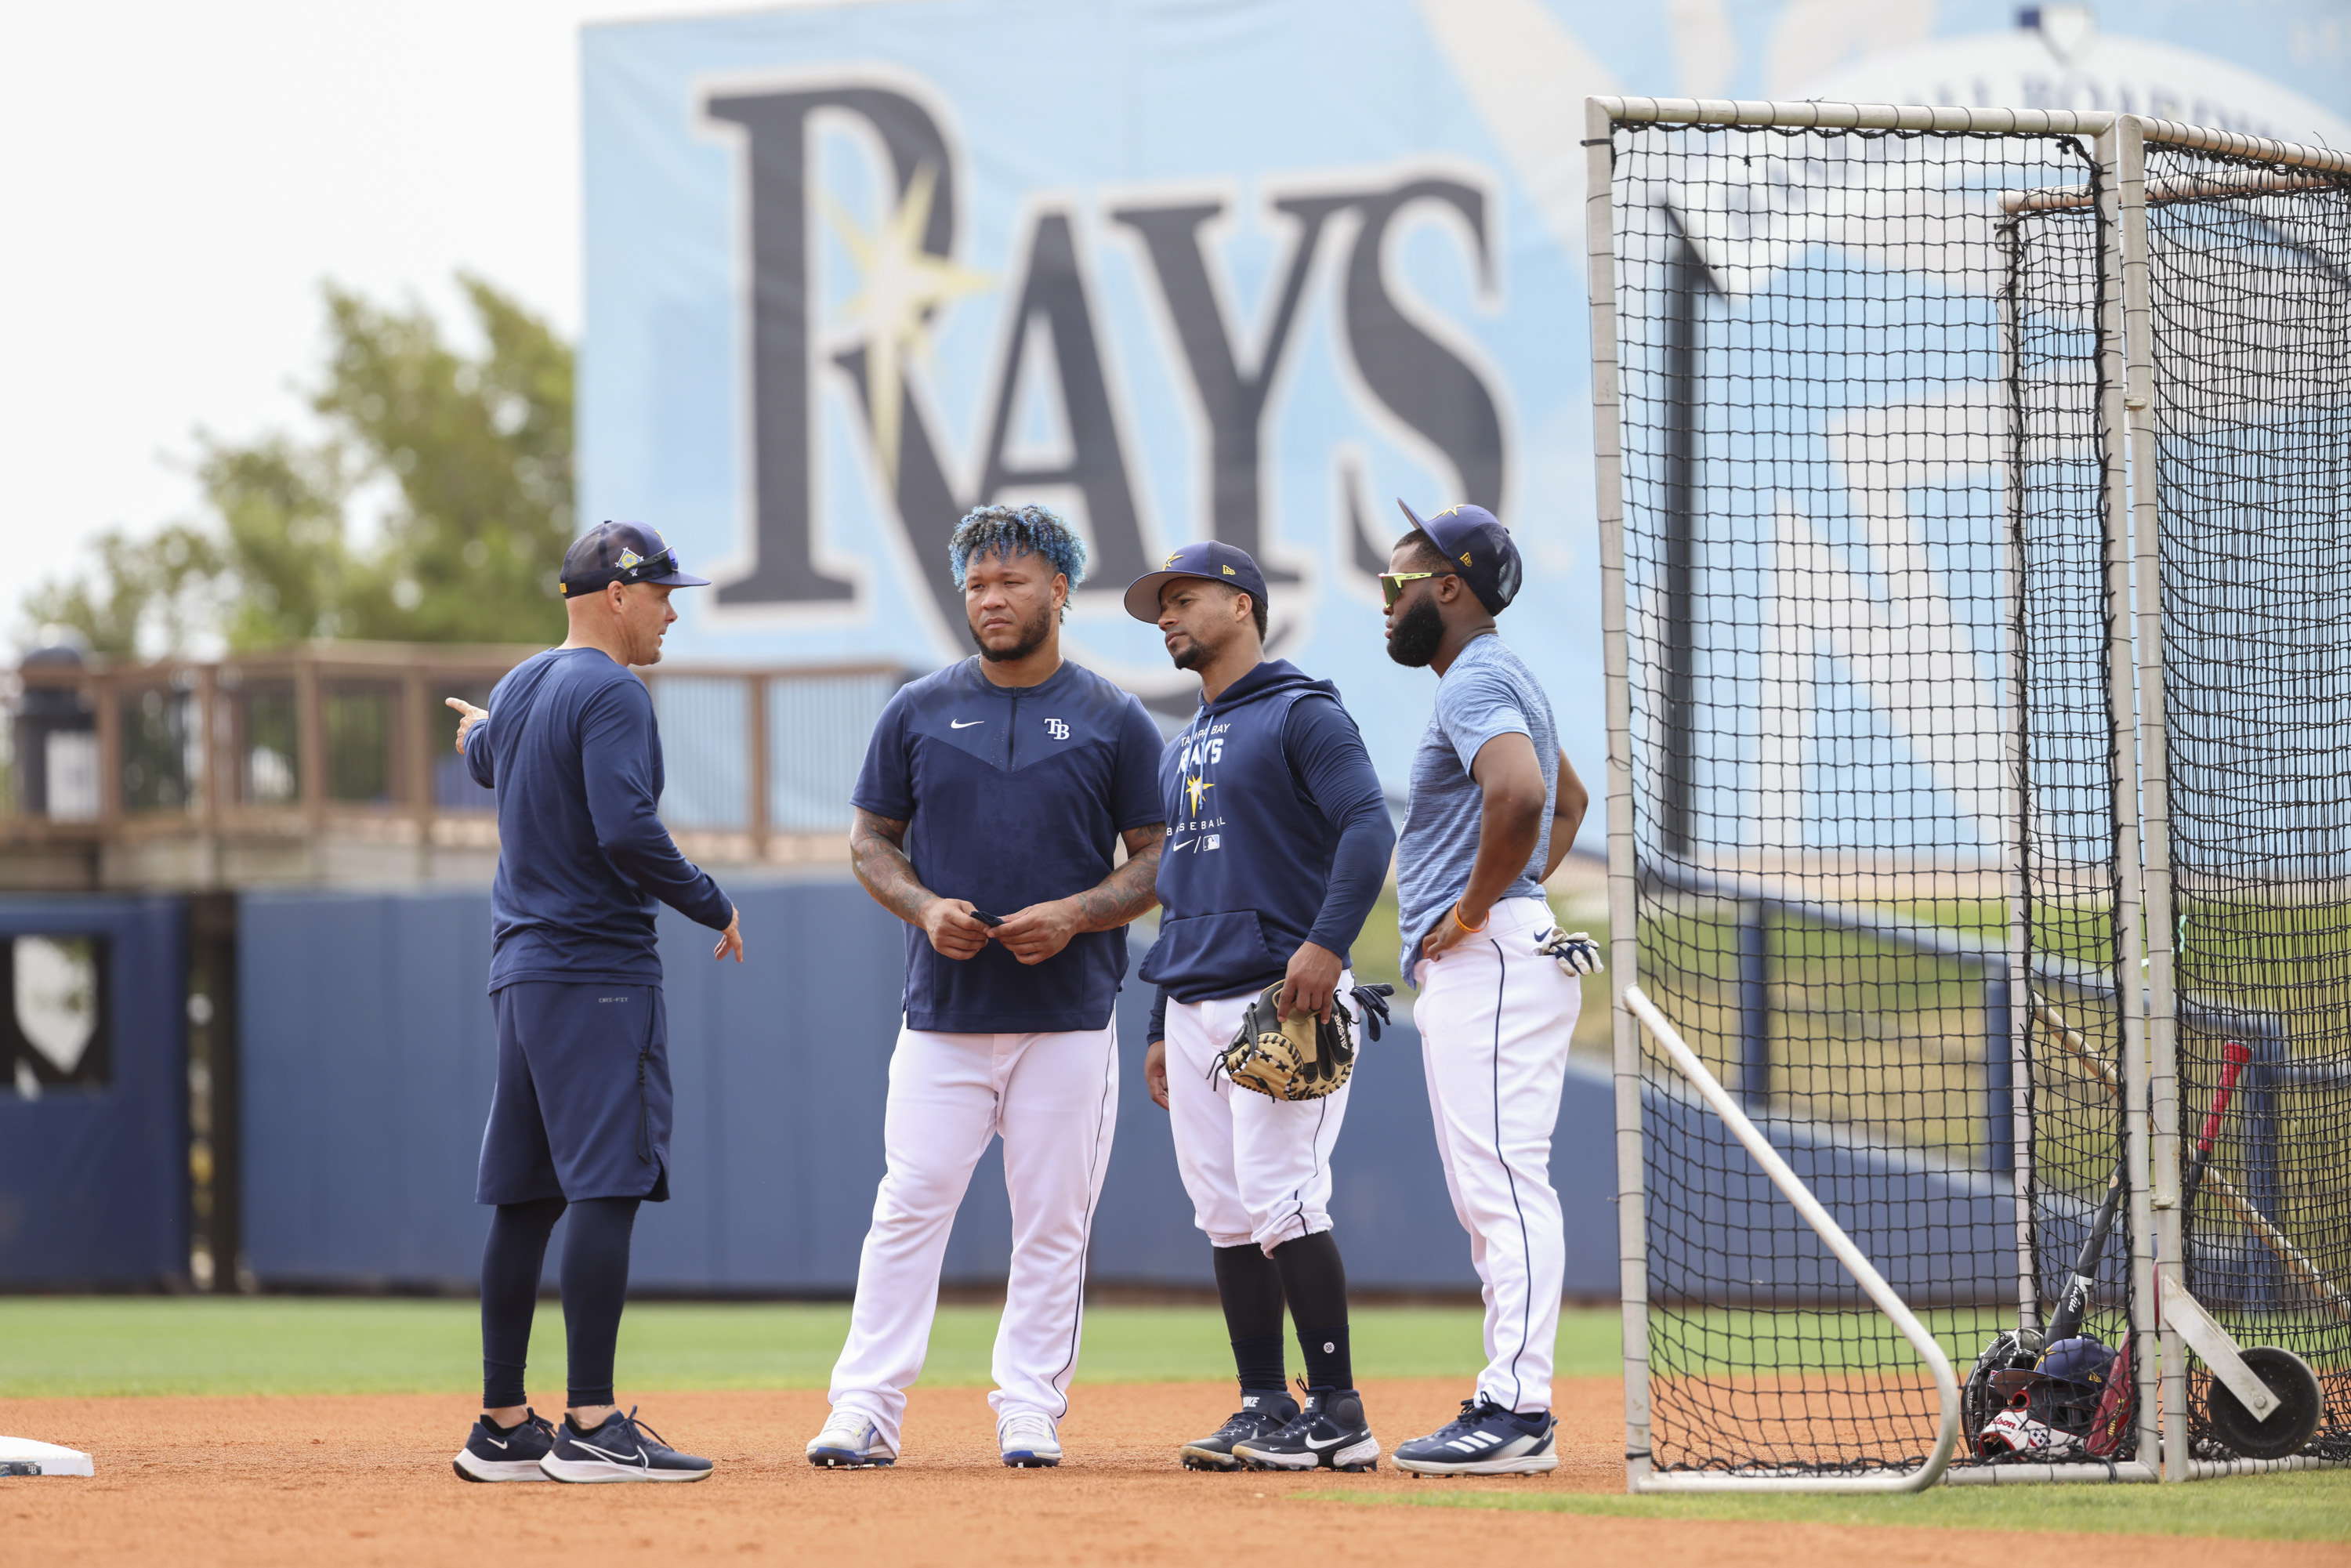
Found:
[998,1410,1062,1468]
[806,1407,895,1468]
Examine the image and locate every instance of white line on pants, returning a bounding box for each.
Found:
[1414,896,1580,1415]
[826,1021,1118,1454]
[1161,974,1358,1254]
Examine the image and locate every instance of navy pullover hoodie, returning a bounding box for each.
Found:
[1140,658,1393,1006]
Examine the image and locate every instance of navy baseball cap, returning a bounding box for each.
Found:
[1396,499,1523,614]
[559,521,711,596]
[1122,541,1270,622]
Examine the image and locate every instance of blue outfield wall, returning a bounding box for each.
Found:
[238,881,1622,1294]
[0,895,187,1287]
[241,882,2017,1301]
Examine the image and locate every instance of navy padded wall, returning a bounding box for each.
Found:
[0,895,186,1286]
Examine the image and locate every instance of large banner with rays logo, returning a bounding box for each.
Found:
[580,0,2351,838]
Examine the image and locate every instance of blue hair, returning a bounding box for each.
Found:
[947,504,1089,618]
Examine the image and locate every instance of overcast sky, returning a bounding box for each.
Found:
[0,0,791,633]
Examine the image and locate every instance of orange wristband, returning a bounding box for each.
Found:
[1452,901,1488,934]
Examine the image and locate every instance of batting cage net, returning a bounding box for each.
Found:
[2139,139,2351,1464]
[1592,100,2351,1488]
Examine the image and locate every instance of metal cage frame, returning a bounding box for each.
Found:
[1587,96,2351,1491]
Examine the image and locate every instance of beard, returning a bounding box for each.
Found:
[970,599,1054,664]
[1385,596,1447,668]
[1167,626,1223,672]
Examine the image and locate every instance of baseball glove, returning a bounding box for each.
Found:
[1217,983,1393,1103]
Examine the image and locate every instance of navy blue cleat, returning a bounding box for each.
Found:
[539,1407,714,1483]
[1393,1399,1559,1476]
[1230,1387,1379,1472]
[453,1408,556,1482]
[1179,1388,1299,1471]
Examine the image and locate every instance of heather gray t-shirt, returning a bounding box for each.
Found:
[1396,632,1559,980]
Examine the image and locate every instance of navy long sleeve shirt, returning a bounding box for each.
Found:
[463,647,733,991]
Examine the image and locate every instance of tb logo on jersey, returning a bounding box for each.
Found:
[1044,719,1070,741]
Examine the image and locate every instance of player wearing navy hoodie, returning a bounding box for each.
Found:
[1127,543,1395,1474]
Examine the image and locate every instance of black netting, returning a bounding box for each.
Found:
[2141,139,2351,1463]
[1610,119,2136,1476]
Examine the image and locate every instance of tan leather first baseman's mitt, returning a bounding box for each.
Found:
[1217,982,1393,1103]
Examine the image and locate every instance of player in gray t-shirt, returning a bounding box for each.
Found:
[1377,501,1596,1477]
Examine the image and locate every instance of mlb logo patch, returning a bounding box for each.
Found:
[1203,835,1221,851]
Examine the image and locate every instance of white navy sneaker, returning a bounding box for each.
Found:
[1179,1388,1299,1471]
[539,1407,714,1483]
[1230,1387,1379,1473]
[806,1407,896,1468]
[998,1410,1062,1468]
[1393,1399,1559,1476]
[452,1408,556,1482]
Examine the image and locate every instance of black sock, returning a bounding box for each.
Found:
[1212,1244,1288,1393]
[480,1197,566,1410]
[560,1196,641,1410]
[1272,1231,1351,1390]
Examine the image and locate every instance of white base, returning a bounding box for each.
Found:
[0,1436,93,1477]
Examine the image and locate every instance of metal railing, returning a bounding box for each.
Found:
[2,643,905,877]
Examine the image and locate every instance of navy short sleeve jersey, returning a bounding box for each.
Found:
[852,657,1165,1034]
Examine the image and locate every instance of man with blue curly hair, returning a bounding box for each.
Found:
[809,502,1167,1472]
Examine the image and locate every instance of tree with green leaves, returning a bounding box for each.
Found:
[22,273,574,656]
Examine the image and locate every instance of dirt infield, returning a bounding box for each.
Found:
[1,1378,2332,1566]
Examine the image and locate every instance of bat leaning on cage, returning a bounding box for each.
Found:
[1958,994,2331,1462]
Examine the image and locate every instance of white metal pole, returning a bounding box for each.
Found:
[1589,97,2116,137]
[1586,93,1652,1497]
[2095,121,2163,1473]
[1623,987,1963,1493]
[2114,114,2190,1485]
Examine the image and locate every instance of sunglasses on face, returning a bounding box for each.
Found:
[1378,570,1455,610]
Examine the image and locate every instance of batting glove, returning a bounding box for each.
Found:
[1534,927,1603,976]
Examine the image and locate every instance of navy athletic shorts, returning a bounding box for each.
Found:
[476,981,672,1205]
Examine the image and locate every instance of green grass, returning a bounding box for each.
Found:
[0,1299,2096,1399]
[1307,1468,2351,1544]
[0,1299,1633,1399]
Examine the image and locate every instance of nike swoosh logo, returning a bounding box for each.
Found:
[1305,1432,1348,1450]
[483,1436,509,1450]
[951,719,984,729]
[1168,838,1194,851]
[578,1442,648,1468]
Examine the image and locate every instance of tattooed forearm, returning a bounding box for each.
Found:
[850,808,936,925]
[1067,824,1165,932]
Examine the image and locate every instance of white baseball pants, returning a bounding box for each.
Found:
[827,1022,1118,1453]
[1161,975,1357,1255]
[1413,896,1580,1416]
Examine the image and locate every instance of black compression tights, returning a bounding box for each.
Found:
[480,1195,643,1410]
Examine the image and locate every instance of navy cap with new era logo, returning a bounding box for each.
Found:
[559,521,712,596]
[1396,499,1523,614]
[1122,541,1270,622]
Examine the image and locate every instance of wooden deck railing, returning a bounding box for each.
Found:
[2,643,904,885]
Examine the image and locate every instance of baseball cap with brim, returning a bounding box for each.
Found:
[1122,541,1270,622]
[1396,499,1523,614]
[559,521,712,596]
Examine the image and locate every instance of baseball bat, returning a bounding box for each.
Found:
[2042,1156,2126,1345]
[2179,1039,2251,1215]
[2030,994,2351,1325]
[2035,1003,2238,1344]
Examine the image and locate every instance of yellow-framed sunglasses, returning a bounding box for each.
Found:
[1378,569,1457,610]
